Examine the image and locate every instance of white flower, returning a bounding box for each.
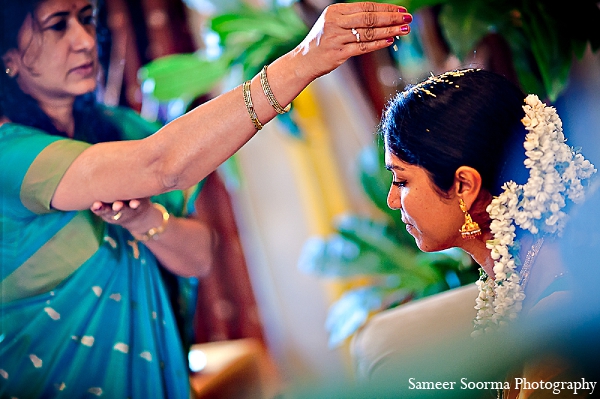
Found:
[473,94,596,336]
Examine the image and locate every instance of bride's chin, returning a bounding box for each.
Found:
[414,237,447,253]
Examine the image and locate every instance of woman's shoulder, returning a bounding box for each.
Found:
[0,118,53,139]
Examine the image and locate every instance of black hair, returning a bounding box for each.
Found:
[381,69,528,196]
[0,0,121,143]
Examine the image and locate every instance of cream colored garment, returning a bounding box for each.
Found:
[351,283,479,381]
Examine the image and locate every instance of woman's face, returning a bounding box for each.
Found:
[6,0,98,103]
[385,150,464,252]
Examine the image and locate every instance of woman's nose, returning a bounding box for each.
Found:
[387,187,401,210]
[71,22,96,51]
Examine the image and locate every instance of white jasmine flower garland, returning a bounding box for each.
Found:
[472,95,596,337]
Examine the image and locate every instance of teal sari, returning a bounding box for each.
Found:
[0,108,197,398]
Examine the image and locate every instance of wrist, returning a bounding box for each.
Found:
[131,203,170,242]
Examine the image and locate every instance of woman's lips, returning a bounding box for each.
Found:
[70,62,94,77]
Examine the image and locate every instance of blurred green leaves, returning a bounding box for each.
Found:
[351,0,600,102]
[141,1,600,104]
[140,4,308,102]
[139,54,231,103]
[210,5,308,79]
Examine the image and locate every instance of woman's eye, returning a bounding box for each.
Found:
[81,15,96,25]
[49,20,67,31]
[392,180,407,188]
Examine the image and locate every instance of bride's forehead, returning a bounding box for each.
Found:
[384,151,409,168]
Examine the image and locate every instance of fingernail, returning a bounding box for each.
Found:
[401,25,410,33]
[403,14,413,23]
[398,6,407,12]
[387,37,394,44]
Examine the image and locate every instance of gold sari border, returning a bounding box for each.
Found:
[1,211,102,303]
[20,139,91,214]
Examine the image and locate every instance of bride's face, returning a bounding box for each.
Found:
[4,0,98,103]
[385,151,464,252]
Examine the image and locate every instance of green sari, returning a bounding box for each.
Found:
[0,107,198,398]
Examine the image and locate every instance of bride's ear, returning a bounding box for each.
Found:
[453,166,482,207]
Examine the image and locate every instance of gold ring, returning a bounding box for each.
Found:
[112,211,123,221]
[351,28,360,43]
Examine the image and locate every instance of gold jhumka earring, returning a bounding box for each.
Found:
[459,198,481,239]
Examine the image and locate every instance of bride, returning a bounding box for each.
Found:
[363,68,597,398]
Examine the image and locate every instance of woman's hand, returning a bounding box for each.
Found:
[90,198,166,241]
[91,198,214,277]
[91,198,152,230]
[294,2,412,81]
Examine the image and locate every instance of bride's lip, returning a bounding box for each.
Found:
[402,218,415,231]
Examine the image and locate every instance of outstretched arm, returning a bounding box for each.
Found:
[52,2,412,211]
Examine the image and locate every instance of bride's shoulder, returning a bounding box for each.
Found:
[523,238,570,313]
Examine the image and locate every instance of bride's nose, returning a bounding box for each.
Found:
[387,186,401,210]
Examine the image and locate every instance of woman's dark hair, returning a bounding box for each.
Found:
[0,0,121,143]
[381,69,528,196]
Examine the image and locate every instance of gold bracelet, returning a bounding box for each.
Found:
[242,80,263,130]
[135,203,170,241]
[260,65,291,114]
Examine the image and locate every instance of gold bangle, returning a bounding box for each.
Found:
[260,65,291,114]
[242,80,263,130]
[135,203,170,241]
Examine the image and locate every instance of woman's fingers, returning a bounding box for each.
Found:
[91,201,103,212]
[344,23,410,44]
[90,200,143,224]
[348,36,404,55]
[318,3,411,59]
[335,3,412,44]
[112,201,125,212]
[129,199,141,209]
[340,10,412,31]
[338,1,407,15]
[299,3,411,59]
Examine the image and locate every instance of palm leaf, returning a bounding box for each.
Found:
[138,54,231,102]
[325,286,411,348]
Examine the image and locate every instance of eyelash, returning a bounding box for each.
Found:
[48,16,95,31]
[392,180,407,188]
[82,15,96,25]
[49,21,67,31]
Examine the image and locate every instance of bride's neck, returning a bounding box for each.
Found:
[462,232,495,277]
